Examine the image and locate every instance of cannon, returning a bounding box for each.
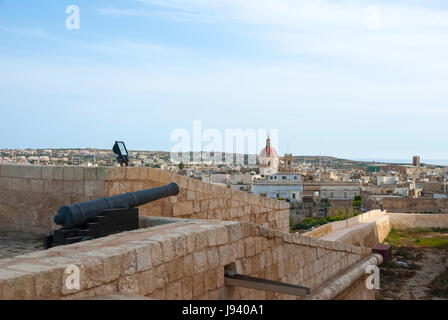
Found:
[45,182,179,248]
[54,182,179,228]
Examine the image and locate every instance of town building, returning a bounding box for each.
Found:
[413,155,421,167]
[252,173,303,201]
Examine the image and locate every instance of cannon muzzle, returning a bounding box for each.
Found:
[54,182,179,229]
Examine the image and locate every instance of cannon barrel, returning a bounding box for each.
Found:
[54,182,179,229]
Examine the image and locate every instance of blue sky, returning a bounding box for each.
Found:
[1,0,448,162]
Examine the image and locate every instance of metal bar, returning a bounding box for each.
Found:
[224,273,310,297]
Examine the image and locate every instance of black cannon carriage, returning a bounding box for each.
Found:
[45,182,179,248]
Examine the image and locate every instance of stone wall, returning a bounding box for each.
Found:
[327,199,354,212]
[303,210,391,248]
[304,210,448,248]
[103,166,290,232]
[311,254,383,300]
[0,164,289,235]
[0,165,106,235]
[303,210,386,239]
[326,216,391,248]
[382,198,448,213]
[0,218,372,300]
[362,193,448,213]
[387,213,448,229]
[333,275,375,300]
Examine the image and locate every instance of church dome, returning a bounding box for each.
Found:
[258,137,279,176]
[259,137,278,158]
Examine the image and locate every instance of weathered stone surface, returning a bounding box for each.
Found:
[118,248,137,275]
[139,270,156,296]
[166,280,182,300]
[193,251,207,273]
[125,167,140,180]
[182,277,193,300]
[148,241,163,267]
[192,272,205,297]
[216,227,229,245]
[245,238,255,257]
[135,245,152,272]
[161,237,176,262]
[0,269,36,300]
[0,231,44,260]
[183,254,194,277]
[207,248,219,269]
[118,274,140,295]
[167,258,183,282]
[154,265,168,289]
[219,245,230,266]
[174,234,187,256]
[204,269,217,291]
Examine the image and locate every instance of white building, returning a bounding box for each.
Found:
[376,176,399,186]
[250,139,304,201]
[252,173,303,201]
[320,184,361,200]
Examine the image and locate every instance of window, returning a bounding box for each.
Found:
[331,192,334,198]
[344,192,347,199]
[292,193,296,199]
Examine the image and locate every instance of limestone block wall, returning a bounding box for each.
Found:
[0,164,106,234]
[305,211,448,248]
[387,213,448,229]
[302,223,333,239]
[333,275,375,300]
[0,164,290,234]
[102,166,290,232]
[304,210,391,248]
[327,199,354,212]
[304,210,386,239]
[363,195,448,213]
[333,212,448,247]
[0,219,371,300]
[311,254,383,300]
[327,216,391,248]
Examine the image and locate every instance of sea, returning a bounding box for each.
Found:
[353,158,447,166]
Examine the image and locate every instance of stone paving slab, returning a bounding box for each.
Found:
[0,231,44,260]
[319,221,375,242]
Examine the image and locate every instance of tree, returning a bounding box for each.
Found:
[178,162,185,170]
[353,195,362,212]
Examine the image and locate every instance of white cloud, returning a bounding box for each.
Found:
[3,0,448,156]
[365,5,381,30]
[98,1,448,72]
[97,8,152,18]
[86,41,183,56]
[0,26,57,40]
[122,1,448,81]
